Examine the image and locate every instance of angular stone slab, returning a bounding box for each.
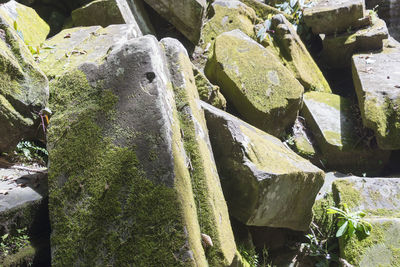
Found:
[271,14,331,93]
[201,0,257,53]
[366,0,400,41]
[321,18,388,69]
[0,2,49,152]
[303,0,365,35]
[71,0,154,35]
[352,51,400,150]
[333,176,400,217]
[205,29,304,137]
[143,0,205,43]
[302,92,390,175]
[192,64,226,110]
[38,24,138,77]
[201,101,324,231]
[0,0,49,47]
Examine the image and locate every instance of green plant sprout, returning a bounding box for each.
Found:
[327,203,372,240]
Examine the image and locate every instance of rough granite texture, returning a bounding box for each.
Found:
[205,29,304,137]
[201,101,324,231]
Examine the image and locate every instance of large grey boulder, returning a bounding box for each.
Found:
[303,0,366,35]
[143,0,205,43]
[201,101,324,231]
[301,91,390,175]
[0,1,49,152]
[47,34,244,266]
[352,51,400,150]
[205,29,304,137]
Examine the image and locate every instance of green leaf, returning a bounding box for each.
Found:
[336,221,348,237]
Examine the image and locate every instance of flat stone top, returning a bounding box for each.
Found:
[0,168,47,212]
[353,52,400,99]
[333,175,400,217]
[305,0,363,12]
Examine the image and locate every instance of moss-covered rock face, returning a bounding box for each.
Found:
[352,51,400,150]
[192,64,226,110]
[205,29,304,137]
[321,17,388,69]
[303,0,365,35]
[161,38,240,266]
[270,14,331,93]
[302,92,390,175]
[0,2,49,152]
[201,0,258,54]
[0,0,49,47]
[143,0,205,44]
[71,0,125,28]
[202,101,324,231]
[48,36,200,266]
[38,24,139,78]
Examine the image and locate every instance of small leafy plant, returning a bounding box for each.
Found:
[0,228,30,258]
[327,204,372,240]
[14,140,48,165]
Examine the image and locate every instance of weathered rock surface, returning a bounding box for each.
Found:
[332,175,400,266]
[0,167,49,266]
[352,51,400,150]
[47,33,243,265]
[271,14,331,93]
[0,1,49,152]
[38,24,138,78]
[302,92,390,175]
[201,0,257,53]
[321,17,388,69]
[70,0,154,35]
[303,0,366,35]
[161,37,241,266]
[205,29,304,137]
[366,0,400,41]
[192,64,226,110]
[143,0,205,43]
[201,101,324,231]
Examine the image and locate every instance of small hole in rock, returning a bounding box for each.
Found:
[229,20,233,23]
[211,37,215,41]
[146,72,156,82]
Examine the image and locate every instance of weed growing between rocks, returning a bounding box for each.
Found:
[0,227,30,259]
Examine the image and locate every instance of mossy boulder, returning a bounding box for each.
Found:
[352,51,400,150]
[48,34,242,265]
[301,92,390,175]
[205,29,304,137]
[303,0,365,35]
[200,0,258,54]
[332,175,400,266]
[143,0,205,44]
[201,101,324,231]
[321,17,388,69]
[38,24,138,78]
[0,0,49,47]
[0,2,49,152]
[270,14,331,93]
[192,64,226,110]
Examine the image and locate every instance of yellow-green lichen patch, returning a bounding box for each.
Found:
[0,1,49,47]
[169,48,237,266]
[332,180,363,209]
[205,30,303,136]
[48,69,192,266]
[293,135,316,158]
[201,2,258,53]
[341,220,400,266]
